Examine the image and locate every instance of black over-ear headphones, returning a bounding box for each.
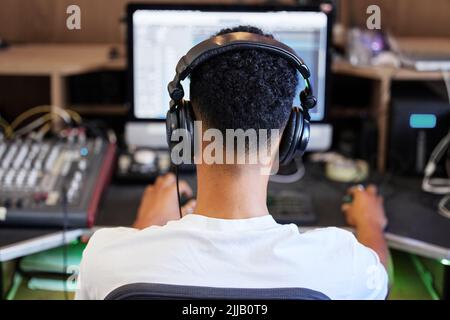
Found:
[166,31,317,166]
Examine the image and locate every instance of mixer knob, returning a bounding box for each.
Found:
[33,193,41,203]
[33,192,48,204]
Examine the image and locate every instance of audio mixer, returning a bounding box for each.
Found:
[0,136,115,227]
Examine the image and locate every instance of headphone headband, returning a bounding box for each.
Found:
[166,31,316,168]
[168,32,312,103]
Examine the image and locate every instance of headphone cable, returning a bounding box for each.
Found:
[175,165,183,219]
[269,158,306,184]
[61,185,69,300]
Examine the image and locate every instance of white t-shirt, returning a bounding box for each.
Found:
[75,214,388,300]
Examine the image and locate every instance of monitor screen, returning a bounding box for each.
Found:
[130,7,329,122]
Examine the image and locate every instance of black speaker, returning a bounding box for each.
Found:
[388,83,450,176]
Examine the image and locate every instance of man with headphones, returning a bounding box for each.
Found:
[76,26,388,300]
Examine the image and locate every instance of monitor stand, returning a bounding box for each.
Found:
[125,122,167,148]
[308,123,333,152]
[125,122,333,152]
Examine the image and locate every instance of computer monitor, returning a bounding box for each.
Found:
[126,4,332,150]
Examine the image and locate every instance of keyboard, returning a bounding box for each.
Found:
[268,191,317,225]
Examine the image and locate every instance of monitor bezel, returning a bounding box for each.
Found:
[126,3,333,123]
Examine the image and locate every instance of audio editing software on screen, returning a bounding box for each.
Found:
[132,10,328,121]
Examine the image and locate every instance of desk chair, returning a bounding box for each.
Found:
[105,283,330,300]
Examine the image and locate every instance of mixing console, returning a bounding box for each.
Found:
[0,136,115,227]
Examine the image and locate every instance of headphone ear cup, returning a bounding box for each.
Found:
[279,107,310,166]
[179,101,195,163]
[297,109,310,156]
[179,101,194,131]
[279,108,299,166]
[166,100,196,164]
[166,108,179,152]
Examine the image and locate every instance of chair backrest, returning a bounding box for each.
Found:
[105,283,330,300]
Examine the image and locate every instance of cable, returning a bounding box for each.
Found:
[0,106,82,139]
[36,122,52,140]
[422,70,450,218]
[430,130,450,162]
[5,273,23,300]
[269,158,306,183]
[442,69,450,104]
[12,107,83,139]
[438,195,450,219]
[12,114,53,138]
[61,185,69,300]
[10,106,68,130]
[175,165,183,219]
[106,129,117,144]
[410,254,440,300]
[10,105,82,132]
[65,109,82,124]
[0,115,12,137]
[422,130,450,194]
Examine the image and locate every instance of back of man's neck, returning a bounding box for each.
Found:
[194,165,270,220]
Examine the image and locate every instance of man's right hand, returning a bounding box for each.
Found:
[341,184,389,269]
[341,184,388,231]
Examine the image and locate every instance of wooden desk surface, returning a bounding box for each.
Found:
[0,44,126,76]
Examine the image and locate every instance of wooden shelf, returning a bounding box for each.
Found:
[0,43,126,128]
[329,106,371,119]
[0,44,126,76]
[332,59,446,81]
[71,104,128,116]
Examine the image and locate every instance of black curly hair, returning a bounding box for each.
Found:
[190,25,299,140]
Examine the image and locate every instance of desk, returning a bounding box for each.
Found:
[0,228,83,299]
[94,166,450,261]
[1,164,449,298]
